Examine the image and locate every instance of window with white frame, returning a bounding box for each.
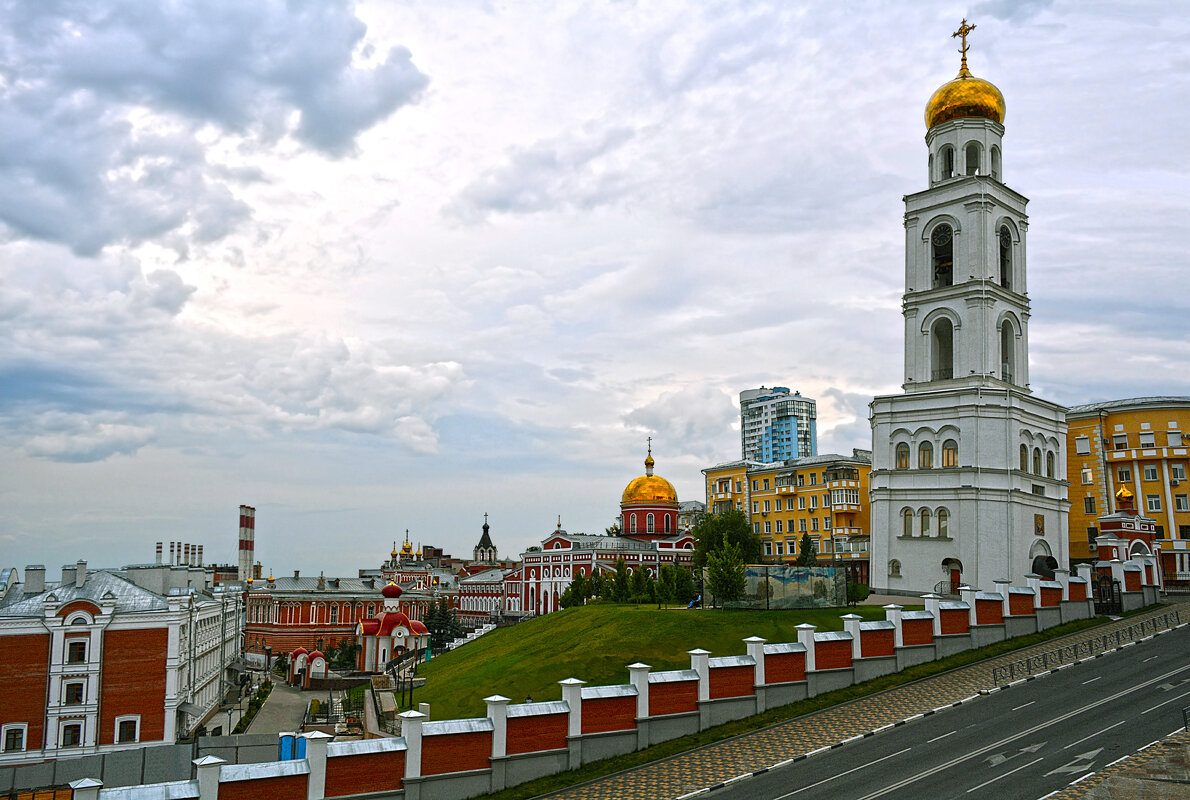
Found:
[809,495,818,510]
[2,724,26,753]
[1140,432,1156,448]
[1144,465,1159,481]
[64,682,84,705]
[1148,494,1162,513]
[751,501,759,513]
[824,516,832,530]
[1173,464,1187,480]
[1176,494,1189,512]
[60,723,82,747]
[775,519,783,533]
[115,715,139,744]
[1113,434,1129,450]
[753,522,760,534]
[810,518,819,532]
[799,519,807,533]
[798,496,806,510]
[775,541,785,556]
[775,498,783,511]
[764,521,771,533]
[763,541,772,556]
[1169,432,1183,447]
[1118,466,1132,483]
[1075,436,1091,455]
[66,640,86,664]
[1084,497,1096,514]
[1081,468,1094,484]
[763,500,770,512]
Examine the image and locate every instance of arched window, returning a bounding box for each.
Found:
[630,514,637,535]
[1000,321,1015,384]
[931,224,954,288]
[1020,444,1028,471]
[932,318,954,380]
[889,559,902,577]
[902,508,914,537]
[896,443,910,469]
[1046,452,1055,478]
[998,226,1012,289]
[1033,447,1042,475]
[920,508,932,537]
[938,508,949,538]
[965,142,980,175]
[647,513,655,535]
[942,439,958,467]
[919,441,934,469]
[990,146,1001,181]
[665,515,672,533]
[940,145,955,180]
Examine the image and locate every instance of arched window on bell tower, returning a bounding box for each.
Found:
[964,142,981,175]
[990,146,1001,181]
[931,318,954,380]
[998,225,1012,289]
[939,145,955,180]
[931,224,953,288]
[1000,320,1016,384]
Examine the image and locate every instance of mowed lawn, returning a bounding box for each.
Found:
[414,602,910,721]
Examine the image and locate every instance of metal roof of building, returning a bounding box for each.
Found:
[0,570,170,617]
[1066,396,1190,416]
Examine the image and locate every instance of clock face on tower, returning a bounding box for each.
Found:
[931,225,953,247]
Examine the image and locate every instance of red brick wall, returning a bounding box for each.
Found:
[813,639,852,670]
[940,608,969,635]
[507,712,568,754]
[421,731,491,775]
[901,619,933,646]
[1040,587,1062,607]
[218,774,307,800]
[1125,571,1142,591]
[708,665,754,699]
[1008,593,1034,616]
[0,633,50,749]
[763,652,806,684]
[55,600,102,619]
[325,750,404,796]
[975,599,1003,625]
[1069,582,1087,601]
[648,680,698,716]
[581,696,636,734]
[101,628,168,744]
[860,628,894,658]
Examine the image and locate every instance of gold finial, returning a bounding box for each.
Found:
[953,18,977,75]
[644,436,655,474]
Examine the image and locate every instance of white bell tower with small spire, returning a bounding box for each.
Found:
[870,21,1069,595]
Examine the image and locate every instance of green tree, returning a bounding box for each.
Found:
[797,533,818,567]
[612,558,630,602]
[692,510,762,570]
[706,542,746,603]
[629,566,650,604]
[570,571,589,603]
[657,565,677,607]
[425,598,463,652]
[672,566,697,605]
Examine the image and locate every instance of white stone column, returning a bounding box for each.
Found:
[399,710,426,780]
[485,695,510,759]
[993,579,1011,618]
[1053,568,1071,600]
[67,779,102,800]
[883,605,903,648]
[796,623,817,671]
[1110,560,1126,585]
[302,731,332,800]
[959,586,978,627]
[688,649,710,702]
[1025,574,1042,610]
[1076,563,1093,583]
[922,594,942,636]
[627,663,650,719]
[840,615,862,660]
[743,636,766,686]
[559,678,584,738]
[193,755,224,800]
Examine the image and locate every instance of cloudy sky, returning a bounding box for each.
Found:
[1,0,1187,580]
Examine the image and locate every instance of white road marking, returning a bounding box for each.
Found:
[1013,701,1036,711]
[965,757,1044,793]
[927,731,956,743]
[1141,686,1190,715]
[1081,676,1101,685]
[1143,655,1160,663]
[775,748,912,798]
[1063,719,1126,750]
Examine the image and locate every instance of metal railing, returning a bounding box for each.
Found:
[991,610,1181,685]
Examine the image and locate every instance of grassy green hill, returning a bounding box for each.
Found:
[413,602,906,720]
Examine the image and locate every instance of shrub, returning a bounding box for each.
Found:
[847,583,870,606]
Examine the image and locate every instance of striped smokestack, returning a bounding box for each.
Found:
[197,544,203,567]
[238,505,255,582]
[169,542,176,565]
[156,542,163,565]
[184,543,191,567]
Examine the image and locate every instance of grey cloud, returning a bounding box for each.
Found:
[448,125,635,222]
[0,0,427,253]
[624,385,738,461]
[20,412,155,463]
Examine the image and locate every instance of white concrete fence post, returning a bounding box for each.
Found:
[559,678,585,737]
[796,623,817,671]
[302,731,332,800]
[993,579,1011,618]
[841,614,863,660]
[399,710,426,780]
[627,663,650,719]
[922,594,942,637]
[959,585,978,627]
[743,636,767,687]
[882,605,903,648]
[193,755,224,800]
[484,695,510,760]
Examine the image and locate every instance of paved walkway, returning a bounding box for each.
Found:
[1046,727,1190,798]
[246,680,310,735]
[540,602,1189,800]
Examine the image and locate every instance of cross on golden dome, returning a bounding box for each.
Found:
[953,18,977,73]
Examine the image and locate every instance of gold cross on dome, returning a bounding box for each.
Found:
[953,18,977,70]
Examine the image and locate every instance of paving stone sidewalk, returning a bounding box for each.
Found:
[539,602,1189,800]
[1042,728,1190,799]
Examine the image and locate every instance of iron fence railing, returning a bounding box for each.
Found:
[991,610,1181,685]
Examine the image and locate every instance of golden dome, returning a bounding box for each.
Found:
[1115,484,1134,501]
[622,474,678,505]
[925,65,1005,129]
[926,21,1004,130]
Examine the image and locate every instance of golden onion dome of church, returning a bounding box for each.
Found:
[621,442,678,506]
[925,19,1005,130]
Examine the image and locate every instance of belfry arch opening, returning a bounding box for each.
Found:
[931,224,954,288]
[932,318,954,380]
[998,225,1013,289]
[1000,320,1015,384]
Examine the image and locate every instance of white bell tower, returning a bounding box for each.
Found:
[870,21,1069,595]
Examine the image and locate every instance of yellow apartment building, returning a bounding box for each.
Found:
[703,450,872,584]
[1066,397,1190,561]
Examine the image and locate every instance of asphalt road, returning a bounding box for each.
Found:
[707,624,1190,800]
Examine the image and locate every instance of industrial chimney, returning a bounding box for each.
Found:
[238,506,256,582]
